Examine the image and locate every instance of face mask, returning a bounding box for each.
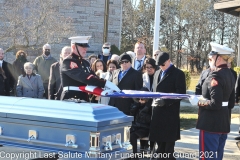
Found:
[103,49,110,55]
[19,55,25,59]
[44,51,50,56]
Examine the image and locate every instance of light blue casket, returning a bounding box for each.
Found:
[0,96,133,160]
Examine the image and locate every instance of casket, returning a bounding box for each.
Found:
[0,96,133,160]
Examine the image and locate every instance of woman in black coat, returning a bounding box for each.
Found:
[12,50,28,94]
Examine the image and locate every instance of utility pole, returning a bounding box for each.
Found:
[103,0,110,43]
[152,0,161,57]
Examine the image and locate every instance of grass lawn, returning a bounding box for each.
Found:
[188,75,200,91]
[180,106,239,130]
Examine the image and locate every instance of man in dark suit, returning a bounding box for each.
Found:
[0,48,14,96]
[48,46,71,100]
[150,52,186,160]
[132,41,146,72]
[109,53,143,115]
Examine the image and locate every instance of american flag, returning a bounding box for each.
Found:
[79,86,190,99]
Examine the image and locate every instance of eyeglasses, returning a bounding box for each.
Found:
[146,66,153,69]
[103,47,110,49]
[120,60,129,64]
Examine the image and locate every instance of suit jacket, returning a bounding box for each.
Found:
[132,56,146,72]
[48,62,62,100]
[108,67,143,115]
[149,65,186,142]
[2,60,14,96]
[16,74,44,98]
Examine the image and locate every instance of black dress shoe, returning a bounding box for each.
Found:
[235,136,240,140]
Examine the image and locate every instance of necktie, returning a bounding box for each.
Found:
[160,71,165,80]
[137,60,142,70]
[119,71,127,81]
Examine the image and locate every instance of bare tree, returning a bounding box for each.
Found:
[0,0,73,52]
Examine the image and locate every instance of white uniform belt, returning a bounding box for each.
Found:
[222,102,228,106]
[63,86,82,92]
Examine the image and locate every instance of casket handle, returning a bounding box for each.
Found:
[0,135,79,148]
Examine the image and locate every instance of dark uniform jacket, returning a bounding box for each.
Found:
[149,65,186,142]
[195,68,211,95]
[196,64,235,133]
[108,67,143,115]
[60,54,106,101]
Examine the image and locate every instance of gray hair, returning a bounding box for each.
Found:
[61,46,71,55]
[24,62,34,69]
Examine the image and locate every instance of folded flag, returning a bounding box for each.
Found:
[79,86,190,99]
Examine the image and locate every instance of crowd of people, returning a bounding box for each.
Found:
[0,35,238,160]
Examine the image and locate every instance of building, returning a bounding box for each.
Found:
[2,0,123,62]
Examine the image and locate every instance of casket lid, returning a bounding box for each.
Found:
[0,97,132,128]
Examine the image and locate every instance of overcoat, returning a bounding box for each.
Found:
[149,65,186,142]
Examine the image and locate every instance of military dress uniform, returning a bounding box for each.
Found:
[60,36,120,101]
[60,53,106,101]
[194,42,235,160]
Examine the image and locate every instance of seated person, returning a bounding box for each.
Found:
[129,87,153,159]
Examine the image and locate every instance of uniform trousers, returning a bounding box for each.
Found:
[199,130,227,160]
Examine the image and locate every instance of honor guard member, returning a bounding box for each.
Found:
[190,42,235,160]
[60,36,120,101]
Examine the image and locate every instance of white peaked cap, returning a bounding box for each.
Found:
[69,36,91,44]
[210,42,234,55]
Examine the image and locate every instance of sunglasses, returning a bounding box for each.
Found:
[154,54,158,56]
[103,47,110,49]
[120,60,129,64]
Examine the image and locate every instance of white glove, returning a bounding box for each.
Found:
[105,80,121,92]
[188,95,199,106]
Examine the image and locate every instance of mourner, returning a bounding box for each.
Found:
[16,62,44,98]
[12,50,29,89]
[109,53,143,115]
[150,52,186,160]
[234,72,240,140]
[0,48,14,96]
[195,67,211,95]
[98,42,112,64]
[133,41,146,72]
[60,36,120,101]
[33,43,57,99]
[190,42,235,160]
[48,46,71,100]
[129,87,152,160]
